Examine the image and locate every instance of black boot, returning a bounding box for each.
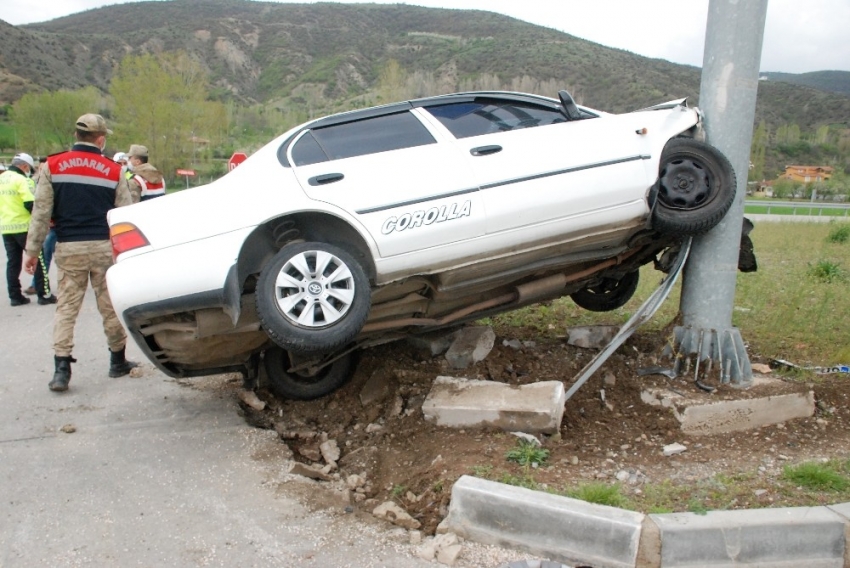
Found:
[49,356,75,392]
[109,347,139,378]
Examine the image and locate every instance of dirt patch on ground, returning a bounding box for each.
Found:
[237,327,850,535]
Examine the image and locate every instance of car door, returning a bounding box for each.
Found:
[420,97,653,245]
[288,109,484,259]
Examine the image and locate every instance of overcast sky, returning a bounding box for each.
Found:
[3,0,849,74]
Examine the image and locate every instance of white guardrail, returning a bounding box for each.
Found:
[745,200,850,217]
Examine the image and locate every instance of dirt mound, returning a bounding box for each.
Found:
[239,329,850,533]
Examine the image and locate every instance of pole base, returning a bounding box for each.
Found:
[663,325,753,388]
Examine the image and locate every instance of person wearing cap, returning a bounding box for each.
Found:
[126,144,165,202]
[1,152,56,307]
[23,113,138,392]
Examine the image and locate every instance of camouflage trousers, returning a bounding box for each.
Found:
[53,240,126,356]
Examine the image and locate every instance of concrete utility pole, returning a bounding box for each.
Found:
[672,0,769,387]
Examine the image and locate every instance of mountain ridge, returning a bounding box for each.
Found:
[0,0,847,163]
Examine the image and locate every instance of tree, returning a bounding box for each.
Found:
[749,120,767,181]
[110,51,227,185]
[11,87,104,156]
[771,177,795,199]
[377,59,407,104]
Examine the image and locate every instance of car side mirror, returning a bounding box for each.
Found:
[558,90,582,121]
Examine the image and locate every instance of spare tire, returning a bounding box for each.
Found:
[652,138,736,236]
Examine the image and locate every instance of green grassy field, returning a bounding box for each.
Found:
[487,221,850,367]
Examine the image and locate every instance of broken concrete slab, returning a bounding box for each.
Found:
[359,368,396,406]
[406,329,460,356]
[641,377,815,435]
[422,376,565,434]
[566,325,620,349]
[372,501,421,530]
[445,326,496,369]
[288,462,331,481]
[238,389,266,411]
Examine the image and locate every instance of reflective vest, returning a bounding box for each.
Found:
[133,174,166,200]
[0,168,34,235]
[47,145,121,242]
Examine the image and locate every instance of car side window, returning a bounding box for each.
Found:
[291,111,436,166]
[425,99,568,139]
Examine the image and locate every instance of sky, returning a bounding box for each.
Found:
[3,0,849,74]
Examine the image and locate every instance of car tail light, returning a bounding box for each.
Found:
[110,222,150,260]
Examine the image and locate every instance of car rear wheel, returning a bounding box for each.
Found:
[570,270,640,312]
[256,241,370,354]
[652,138,736,236]
[264,347,354,400]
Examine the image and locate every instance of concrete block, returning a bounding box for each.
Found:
[826,502,850,568]
[444,475,644,568]
[406,329,459,356]
[650,507,845,567]
[445,326,496,369]
[422,376,565,434]
[641,380,815,435]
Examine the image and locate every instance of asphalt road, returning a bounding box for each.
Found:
[0,247,436,567]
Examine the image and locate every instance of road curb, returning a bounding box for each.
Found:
[443,475,850,568]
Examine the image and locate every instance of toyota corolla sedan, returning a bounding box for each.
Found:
[106,90,735,400]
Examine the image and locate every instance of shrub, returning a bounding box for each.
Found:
[807,259,845,283]
[826,223,850,244]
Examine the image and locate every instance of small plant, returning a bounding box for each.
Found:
[499,472,540,490]
[567,482,626,508]
[827,223,850,244]
[390,484,406,498]
[687,499,709,515]
[432,480,444,493]
[505,440,550,467]
[471,465,493,478]
[807,259,845,283]
[782,462,850,491]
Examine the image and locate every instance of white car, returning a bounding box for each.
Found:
[106,90,735,399]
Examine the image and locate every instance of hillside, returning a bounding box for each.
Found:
[761,70,850,97]
[0,0,848,177]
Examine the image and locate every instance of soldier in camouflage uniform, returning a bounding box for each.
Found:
[125,144,166,202]
[24,114,138,392]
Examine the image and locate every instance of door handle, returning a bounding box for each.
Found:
[470,145,502,156]
[308,173,344,186]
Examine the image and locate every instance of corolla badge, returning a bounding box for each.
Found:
[381,200,472,235]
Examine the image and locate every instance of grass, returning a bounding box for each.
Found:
[485,221,850,367]
[565,482,626,508]
[473,221,850,514]
[505,440,550,467]
[827,223,850,243]
[782,461,850,491]
[807,259,846,283]
[472,459,850,514]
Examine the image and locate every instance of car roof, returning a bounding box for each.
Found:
[306,91,564,130]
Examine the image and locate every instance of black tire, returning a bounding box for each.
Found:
[264,347,354,400]
[570,270,640,312]
[256,241,370,354]
[652,138,736,236]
